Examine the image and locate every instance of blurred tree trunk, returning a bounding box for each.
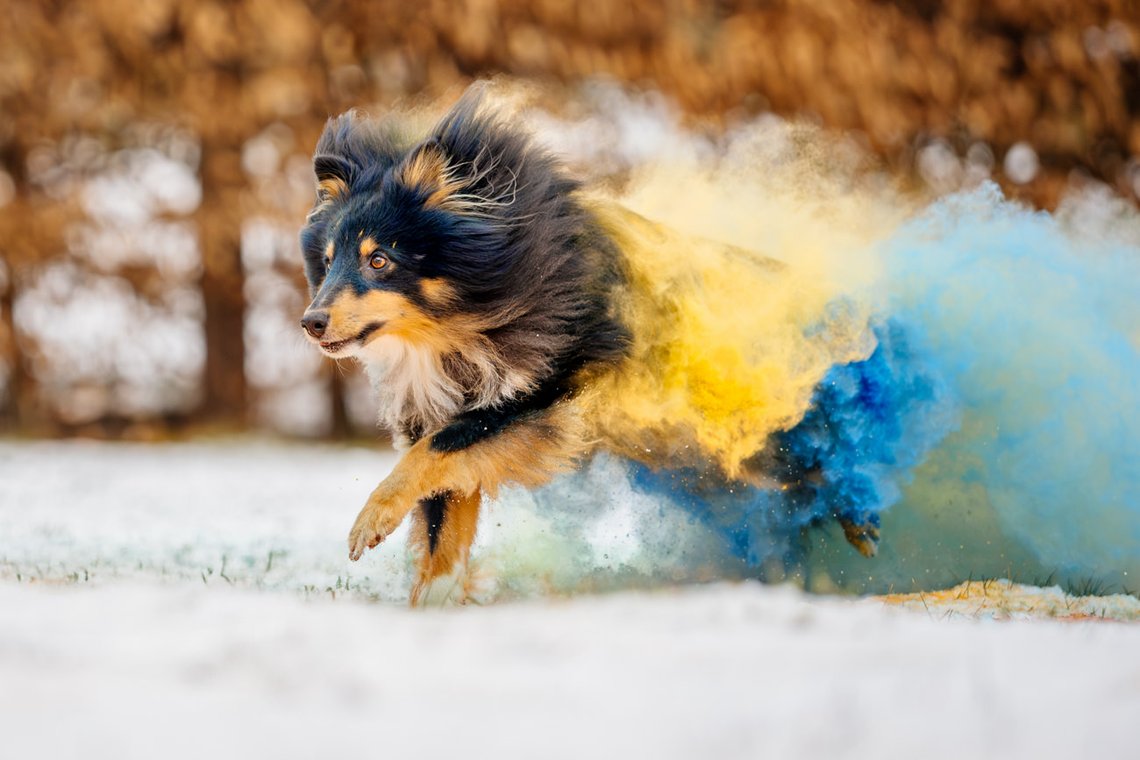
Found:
[196,138,247,426]
[0,141,38,431]
[0,262,27,429]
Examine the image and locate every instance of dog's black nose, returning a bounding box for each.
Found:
[301,311,328,339]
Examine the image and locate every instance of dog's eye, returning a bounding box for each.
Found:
[369,253,389,271]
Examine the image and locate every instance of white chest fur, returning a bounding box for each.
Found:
[360,335,464,447]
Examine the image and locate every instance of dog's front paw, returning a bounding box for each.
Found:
[347,496,409,561]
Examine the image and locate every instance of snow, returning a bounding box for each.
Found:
[1,440,1138,759]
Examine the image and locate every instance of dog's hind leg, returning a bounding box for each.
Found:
[408,487,482,606]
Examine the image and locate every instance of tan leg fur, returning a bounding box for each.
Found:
[408,487,482,606]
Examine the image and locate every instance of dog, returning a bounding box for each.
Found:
[299,84,885,604]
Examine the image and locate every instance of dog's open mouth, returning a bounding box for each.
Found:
[319,322,384,354]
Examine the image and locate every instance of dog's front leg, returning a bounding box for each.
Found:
[347,399,587,563]
[347,439,460,561]
[345,474,412,562]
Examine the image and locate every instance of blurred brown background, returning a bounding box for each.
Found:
[1,0,1137,439]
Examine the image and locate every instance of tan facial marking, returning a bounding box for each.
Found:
[420,278,458,306]
[324,288,485,355]
[325,289,440,345]
[326,289,400,337]
[359,237,379,258]
[324,240,335,266]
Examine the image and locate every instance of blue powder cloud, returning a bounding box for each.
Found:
[882,183,1140,582]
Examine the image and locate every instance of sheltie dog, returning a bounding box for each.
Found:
[299,83,885,604]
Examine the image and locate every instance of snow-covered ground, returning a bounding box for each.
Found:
[2,440,1138,759]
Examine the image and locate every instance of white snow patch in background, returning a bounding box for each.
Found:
[1,441,1138,760]
[1003,141,1040,185]
[82,148,201,223]
[13,270,203,422]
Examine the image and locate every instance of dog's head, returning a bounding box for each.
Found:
[298,85,629,429]
[297,135,467,359]
[298,87,571,362]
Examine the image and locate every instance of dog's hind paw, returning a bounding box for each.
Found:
[410,562,473,608]
[839,517,880,558]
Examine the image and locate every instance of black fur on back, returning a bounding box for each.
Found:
[299,84,630,435]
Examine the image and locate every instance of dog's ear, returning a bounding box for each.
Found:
[394,138,468,209]
[313,153,351,205]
